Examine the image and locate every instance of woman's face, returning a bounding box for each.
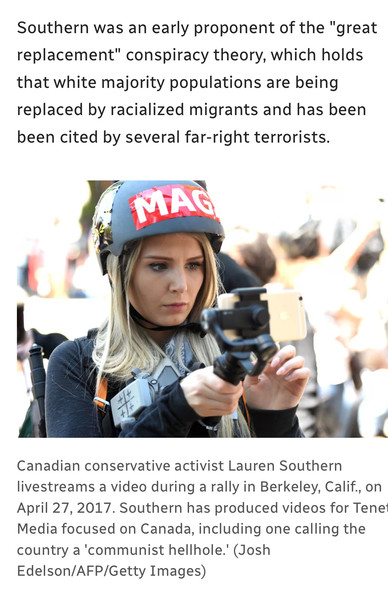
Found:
[128,233,205,330]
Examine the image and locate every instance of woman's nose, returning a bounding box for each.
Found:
[169,268,187,292]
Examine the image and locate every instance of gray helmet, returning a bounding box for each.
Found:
[92,180,225,274]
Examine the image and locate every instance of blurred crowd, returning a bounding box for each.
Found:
[17,182,388,438]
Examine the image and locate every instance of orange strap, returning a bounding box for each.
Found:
[94,378,108,414]
[241,390,251,428]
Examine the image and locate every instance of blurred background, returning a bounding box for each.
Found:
[16,179,388,438]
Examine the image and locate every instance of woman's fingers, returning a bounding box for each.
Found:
[270,344,297,371]
[275,355,306,377]
[279,366,311,382]
[270,347,310,385]
[243,343,310,410]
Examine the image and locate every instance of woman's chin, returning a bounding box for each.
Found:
[163,314,187,327]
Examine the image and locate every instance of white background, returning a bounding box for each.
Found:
[3,1,388,592]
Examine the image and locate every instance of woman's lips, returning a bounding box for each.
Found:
[163,303,187,312]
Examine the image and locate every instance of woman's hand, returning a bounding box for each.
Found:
[243,345,310,411]
[181,367,242,418]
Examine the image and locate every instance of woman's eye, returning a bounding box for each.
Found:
[150,263,167,271]
[149,261,203,271]
[187,262,203,270]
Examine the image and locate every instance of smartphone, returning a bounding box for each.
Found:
[217,287,307,343]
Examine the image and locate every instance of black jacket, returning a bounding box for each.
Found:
[46,336,303,438]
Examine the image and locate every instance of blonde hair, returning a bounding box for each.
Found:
[92,233,252,437]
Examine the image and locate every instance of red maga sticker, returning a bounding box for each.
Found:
[128,184,220,230]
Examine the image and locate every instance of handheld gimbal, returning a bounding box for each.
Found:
[201,287,279,385]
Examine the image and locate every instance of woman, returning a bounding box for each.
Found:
[46,180,309,437]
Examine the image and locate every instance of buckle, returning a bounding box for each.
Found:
[93,396,111,414]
